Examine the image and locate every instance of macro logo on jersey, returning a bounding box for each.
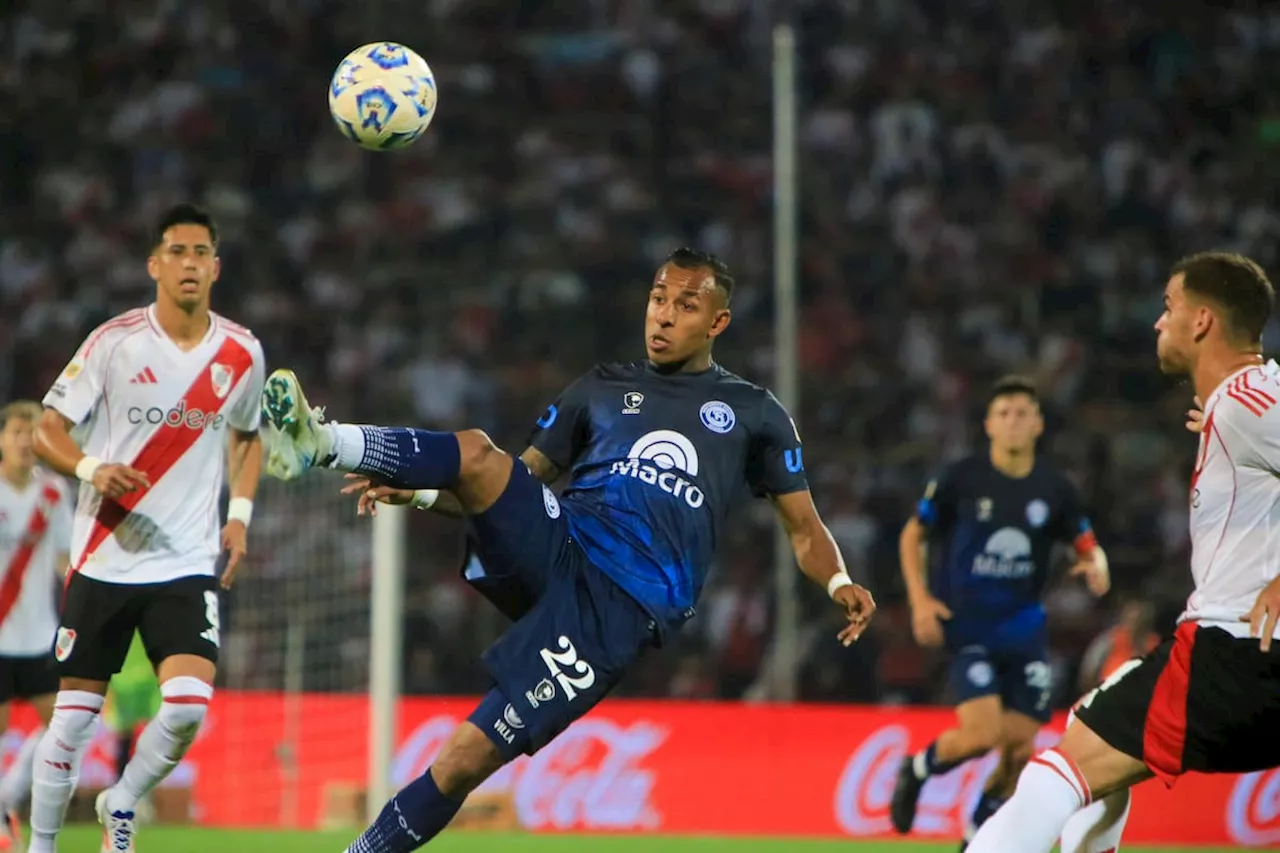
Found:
[609,430,705,509]
[127,401,226,431]
[972,527,1034,578]
[699,401,736,434]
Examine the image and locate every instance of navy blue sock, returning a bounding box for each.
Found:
[345,769,461,853]
[353,427,461,491]
[970,790,1005,829]
[913,741,962,780]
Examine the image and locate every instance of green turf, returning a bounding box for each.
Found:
[49,827,1247,852]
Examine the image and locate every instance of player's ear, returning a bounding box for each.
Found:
[212,255,221,282]
[708,308,731,340]
[1191,303,1214,343]
[146,251,160,283]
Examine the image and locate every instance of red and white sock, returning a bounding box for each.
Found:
[966,748,1092,853]
[29,691,103,848]
[105,676,212,813]
[1060,789,1130,853]
[0,726,44,812]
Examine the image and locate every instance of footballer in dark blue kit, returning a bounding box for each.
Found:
[259,248,877,853]
[890,376,1110,849]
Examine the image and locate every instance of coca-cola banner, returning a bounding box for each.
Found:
[6,694,1274,845]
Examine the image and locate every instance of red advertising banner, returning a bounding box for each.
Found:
[4,694,1277,845]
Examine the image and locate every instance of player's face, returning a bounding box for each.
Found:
[984,393,1043,453]
[0,417,36,474]
[645,263,731,366]
[148,223,220,312]
[1155,273,1200,375]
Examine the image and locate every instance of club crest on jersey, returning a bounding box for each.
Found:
[542,485,561,519]
[977,497,993,521]
[699,400,736,434]
[54,627,76,662]
[1025,499,1049,528]
[210,363,234,400]
[622,391,644,414]
[62,361,83,380]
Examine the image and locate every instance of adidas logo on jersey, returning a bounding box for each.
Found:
[609,430,706,509]
[129,367,159,384]
[127,400,226,431]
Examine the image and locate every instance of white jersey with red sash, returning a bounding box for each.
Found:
[0,473,71,655]
[43,305,266,585]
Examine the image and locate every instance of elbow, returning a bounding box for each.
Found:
[33,410,64,461]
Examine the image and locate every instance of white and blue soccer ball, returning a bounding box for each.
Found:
[328,42,437,151]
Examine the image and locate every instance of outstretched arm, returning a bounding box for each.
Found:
[771,489,876,645]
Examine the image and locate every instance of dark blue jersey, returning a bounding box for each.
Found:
[528,361,807,632]
[915,454,1093,650]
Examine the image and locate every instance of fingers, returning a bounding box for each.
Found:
[936,602,952,620]
[1261,605,1278,654]
[357,490,379,517]
[1193,395,1202,409]
[221,530,245,589]
[120,467,151,489]
[220,549,243,589]
[838,622,863,647]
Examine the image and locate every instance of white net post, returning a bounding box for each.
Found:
[219,474,372,828]
[367,503,406,818]
[771,21,801,700]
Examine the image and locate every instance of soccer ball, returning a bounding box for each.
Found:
[328,42,437,151]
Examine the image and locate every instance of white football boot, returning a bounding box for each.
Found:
[260,369,332,480]
[96,791,136,853]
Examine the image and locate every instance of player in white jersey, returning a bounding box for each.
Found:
[968,251,1280,853]
[0,402,71,851]
[28,205,266,853]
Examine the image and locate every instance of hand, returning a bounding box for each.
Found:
[340,474,414,516]
[91,464,150,500]
[833,583,877,646]
[1186,396,1204,434]
[910,595,952,648]
[1069,559,1111,597]
[1241,575,1280,652]
[220,520,247,589]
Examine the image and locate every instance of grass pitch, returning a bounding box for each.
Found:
[51,826,1246,852]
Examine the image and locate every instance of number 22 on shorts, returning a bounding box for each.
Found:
[540,635,596,701]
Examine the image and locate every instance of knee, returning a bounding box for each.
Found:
[456,429,502,478]
[156,676,213,741]
[430,723,505,799]
[48,690,105,747]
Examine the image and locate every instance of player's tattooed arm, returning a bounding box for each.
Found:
[771,489,876,645]
[518,446,563,485]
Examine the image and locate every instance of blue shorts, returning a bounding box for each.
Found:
[947,644,1053,723]
[463,460,656,757]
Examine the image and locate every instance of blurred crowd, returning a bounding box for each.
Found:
[5,0,1279,709]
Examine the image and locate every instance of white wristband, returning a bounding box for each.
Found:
[75,456,103,484]
[827,572,853,599]
[227,497,254,526]
[411,489,439,510]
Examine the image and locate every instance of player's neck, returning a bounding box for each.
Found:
[153,299,212,351]
[990,448,1034,479]
[649,352,715,375]
[1194,350,1265,406]
[0,463,33,491]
